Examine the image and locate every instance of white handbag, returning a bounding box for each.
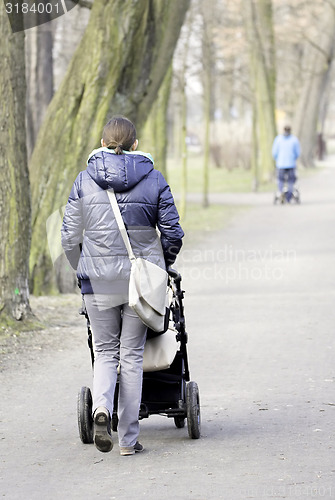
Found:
[107,189,168,332]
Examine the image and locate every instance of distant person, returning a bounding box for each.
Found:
[272,125,301,202]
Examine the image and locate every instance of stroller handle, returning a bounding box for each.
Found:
[167,267,181,282]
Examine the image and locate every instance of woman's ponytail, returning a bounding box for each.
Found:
[114,144,123,155]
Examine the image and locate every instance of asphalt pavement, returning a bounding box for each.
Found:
[1,162,335,500]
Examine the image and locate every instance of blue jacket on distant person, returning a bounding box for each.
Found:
[272,133,300,169]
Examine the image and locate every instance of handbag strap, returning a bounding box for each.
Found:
[107,189,136,262]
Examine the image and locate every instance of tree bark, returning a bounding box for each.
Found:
[139,65,173,179]
[25,20,54,158]
[0,3,32,322]
[180,69,188,221]
[29,0,190,295]
[244,0,277,183]
[251,100,259,191]
[175,6,194,220]
[52,3,90,91]
[25,3,91,158]
[201,0,215,208]
[293,2,335,167]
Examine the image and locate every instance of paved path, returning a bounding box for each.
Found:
[1,164,335,499]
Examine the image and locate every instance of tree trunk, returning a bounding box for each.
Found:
[52,2,90,91]
[180,72,188,220]
[139,65,173,179]
[25,3,91,158]
[244,0,277,183]
[25,18,54,158]
[202,93,210,208]
[0,4,32,322]
[29,0,190,295]
[175,6,194,220]
[293,3,335,167]
[171,85,183,161]
[251,100,259,191]
[201,0,215,208]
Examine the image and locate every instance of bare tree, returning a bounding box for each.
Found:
[201,0,216,207]
[25,20,53,158]
[172,4,196,219]
[293,0,335,166]
[244,0,277,185]
[25,2,91,157]
[0,4,31,322]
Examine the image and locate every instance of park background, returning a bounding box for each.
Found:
[1,2,335,498]
[1,0,335,328]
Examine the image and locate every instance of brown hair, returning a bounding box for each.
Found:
[102,116,137,154]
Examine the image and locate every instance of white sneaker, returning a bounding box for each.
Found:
[120,441,144,456]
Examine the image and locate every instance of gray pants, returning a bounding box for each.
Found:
[84,294,147,447]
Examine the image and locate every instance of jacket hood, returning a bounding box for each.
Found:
[86,147,154,192]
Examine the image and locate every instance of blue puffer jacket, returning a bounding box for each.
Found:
[272,134,300,169]
[61,147,184,295]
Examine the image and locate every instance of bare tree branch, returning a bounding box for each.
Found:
[301,32,333,64]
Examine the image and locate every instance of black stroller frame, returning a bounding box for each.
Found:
[77,268,201,444]
[273,170,301,205]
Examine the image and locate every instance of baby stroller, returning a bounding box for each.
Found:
[273,169,301,205]
[77,268,201,443]
[273,186,300,204]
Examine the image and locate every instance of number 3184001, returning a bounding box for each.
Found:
[6,3,60,14]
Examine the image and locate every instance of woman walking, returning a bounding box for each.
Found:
[61,116,183,455]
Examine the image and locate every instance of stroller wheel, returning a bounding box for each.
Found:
[77,386,94,444]
[174,416,185,428]
[186,381,201,439]
[273,192,281,205]
[294,190,301,204]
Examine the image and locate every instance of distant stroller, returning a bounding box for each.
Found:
[77,268,201,444]
[274,168,301,205]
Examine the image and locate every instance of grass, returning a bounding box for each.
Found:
[166,154,256,195]
[0,313,44,339]
[166,153,322,198]
[166,153,257,240]
[165,152,323,240]
[165,154,255,241]
[177,202,247,244]
[179,202,244,232]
